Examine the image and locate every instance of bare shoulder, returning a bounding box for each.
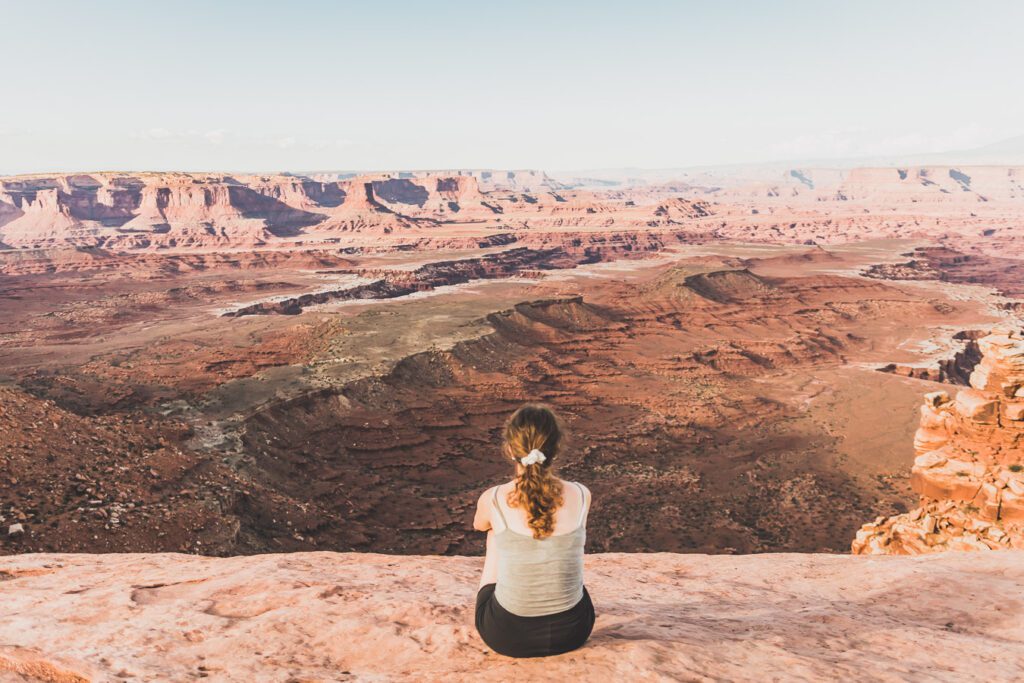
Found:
[473,486,497,531]
[477,485,497,508]
[478,482,513,506]
[563,480,591,504]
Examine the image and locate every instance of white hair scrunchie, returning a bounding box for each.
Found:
[520,449,547,466]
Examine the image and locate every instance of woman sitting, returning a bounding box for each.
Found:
[473,403,596,658]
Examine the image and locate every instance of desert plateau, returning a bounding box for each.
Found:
[7,1,1024,678]
[2,166,1023,560]
[4,162,1024,679]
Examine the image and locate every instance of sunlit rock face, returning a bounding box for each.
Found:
[853,327,1024,554]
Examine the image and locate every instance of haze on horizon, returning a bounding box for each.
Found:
[1,0,1022,175]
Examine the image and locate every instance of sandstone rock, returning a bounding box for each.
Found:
[955,388,998,423]
[959,534,991,552]
[1001,491,1024,523]
[910,461,985,503]
[915,451,947,469]
[7,523,23,537]
[2,551,1024,682]
[970,330,1024,393]
[981,483,1004,521]
[855,328,1024,555]
[913,428,950,458]
[924,390,951,407]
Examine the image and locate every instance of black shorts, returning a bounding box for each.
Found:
[475,583,596,658]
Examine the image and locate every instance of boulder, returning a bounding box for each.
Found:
[955,389,998,423]
[910,459,984,502]
[914,451,948,469]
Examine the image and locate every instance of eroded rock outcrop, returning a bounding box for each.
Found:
[853,327,1024,554]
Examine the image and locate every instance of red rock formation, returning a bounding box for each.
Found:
[864,246,1024,298]
[853,327,1024,554]
[5,166,1024,259]
[246,175,347,211]
[0,173,326,249]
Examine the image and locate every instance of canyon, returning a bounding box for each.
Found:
[2,165,1024,680]
[10,4,1024,677]
[2,166,1023,558]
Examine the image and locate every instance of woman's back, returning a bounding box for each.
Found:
[491,481,588,617]
[491,477,588,535]
[473,403,596,658]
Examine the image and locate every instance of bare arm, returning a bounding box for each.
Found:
[473,487,494,532]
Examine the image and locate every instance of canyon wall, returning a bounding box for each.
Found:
[4,166,1023,257]
[853,328,1024,554]
[0,172,713,250]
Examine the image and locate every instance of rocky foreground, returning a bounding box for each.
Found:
[2,551,1023,682]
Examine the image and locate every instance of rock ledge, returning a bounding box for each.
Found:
[2,551,1023,681]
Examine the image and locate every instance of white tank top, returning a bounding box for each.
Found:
[491,482,587,617]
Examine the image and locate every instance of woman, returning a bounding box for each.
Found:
[472,403,596,658]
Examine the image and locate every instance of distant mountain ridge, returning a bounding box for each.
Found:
[551,135,1024,188]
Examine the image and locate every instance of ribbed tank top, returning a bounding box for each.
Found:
[492,483,587,618]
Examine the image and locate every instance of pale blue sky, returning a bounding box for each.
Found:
[2,0,1022,173]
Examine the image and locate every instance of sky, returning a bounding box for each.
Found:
[1,0,1023,174]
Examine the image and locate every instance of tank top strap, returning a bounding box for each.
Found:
[491,486,509,530]
[574,482,587,528]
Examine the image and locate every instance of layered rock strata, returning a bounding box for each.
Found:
[853,328,1024,553]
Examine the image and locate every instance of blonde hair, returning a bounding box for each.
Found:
[503,403,564,539]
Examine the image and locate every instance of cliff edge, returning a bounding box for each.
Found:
[854,327,1024,554]
[2,551,1023,681]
